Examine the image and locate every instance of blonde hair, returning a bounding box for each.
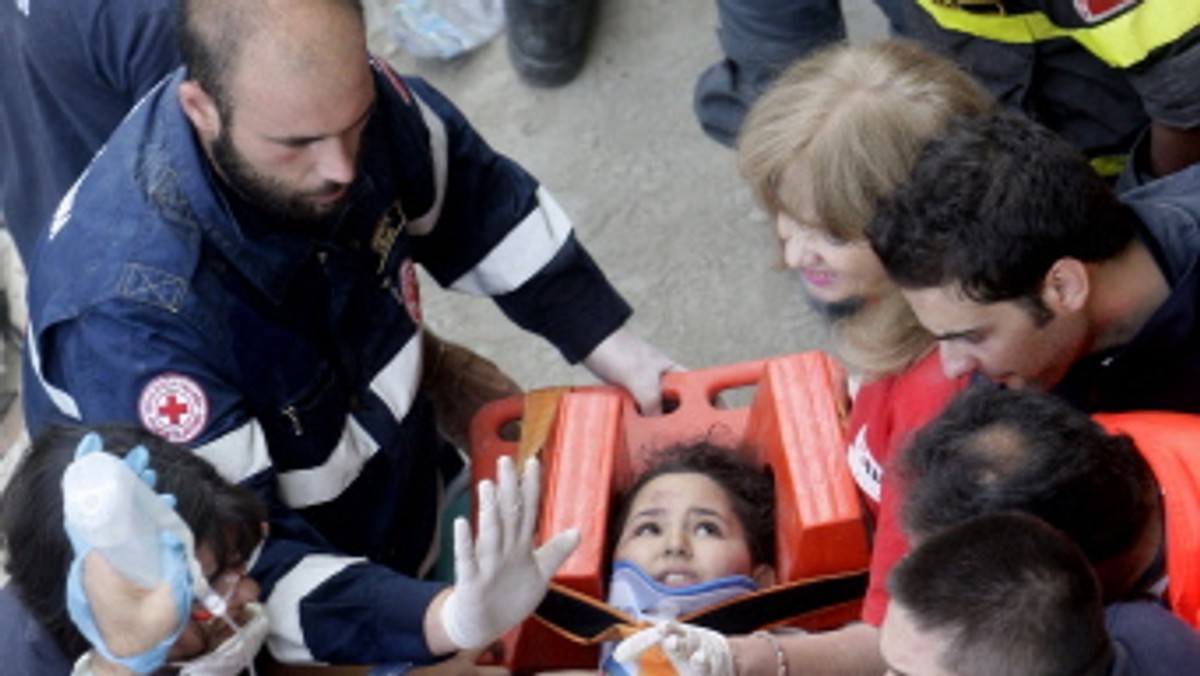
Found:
[737,39,995,376]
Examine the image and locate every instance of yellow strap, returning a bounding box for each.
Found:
[915,0,1200,68]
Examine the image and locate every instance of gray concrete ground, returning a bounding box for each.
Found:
[367,0,889,391]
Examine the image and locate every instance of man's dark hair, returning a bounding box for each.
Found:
[867,110,1138,319]
[0,424,267,659]
[610,441,776,568]
[901,386,1158,568]
[889,512,1112,676]
[177,0,365,117]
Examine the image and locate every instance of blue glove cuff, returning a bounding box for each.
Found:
[65,531,193,675]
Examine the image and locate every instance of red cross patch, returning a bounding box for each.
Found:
[1073,0,1139,23]
[138,374,209,444]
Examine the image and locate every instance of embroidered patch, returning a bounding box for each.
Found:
[399,258,423,325]
[1073,0,1139,23]
[139,374,209,444]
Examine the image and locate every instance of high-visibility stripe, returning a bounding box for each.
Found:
[264,554,367,663]
[28,324,81,419]
[370,333,422,423]
[277,417,380,508]
[407,93,449,237]
[915,0,1200,68]
[193,420,272,484]
[449,186,574,296]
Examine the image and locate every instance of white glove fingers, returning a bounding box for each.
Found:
[517,457,542,546]
[474,479,502,568]
[452,517,478,583]
[495,456,520,553]
[612,623,669,663]
[533,527,579,579]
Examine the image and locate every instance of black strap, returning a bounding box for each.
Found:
[533,570,869,644]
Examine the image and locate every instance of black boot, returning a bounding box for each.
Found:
[504,0,595,87]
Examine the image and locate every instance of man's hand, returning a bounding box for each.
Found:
[613,621,733,676]
[581,326,678,415]
[439,456,579,651]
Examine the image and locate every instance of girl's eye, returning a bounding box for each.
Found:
[694,521,722,537]
[824,233,850,246]
[632,522,661,537]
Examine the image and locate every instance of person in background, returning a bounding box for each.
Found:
[883,512,1200,676]
[692,0,905,147]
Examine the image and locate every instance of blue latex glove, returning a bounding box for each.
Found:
[63,433,193,674]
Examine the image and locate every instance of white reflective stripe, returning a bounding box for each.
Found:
[449,186,573,295]
[193,420,272,484]
[27,324,81,419]
[277,417,380,508]
[370,333,422,423]
[264,553,367,664]
[406,94,448,236]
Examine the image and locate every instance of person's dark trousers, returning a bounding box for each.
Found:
[695,0,905,147]
[505,0,596,87]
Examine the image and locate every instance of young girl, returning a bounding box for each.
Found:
[608,442,776,619]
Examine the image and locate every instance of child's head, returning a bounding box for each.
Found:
[737,39,994,375]
[0,424,267,661]
[610,442,775,587]
[882,512,1112,676]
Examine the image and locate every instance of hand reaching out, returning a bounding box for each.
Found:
[440,456,579,651]
[613,621,733,676]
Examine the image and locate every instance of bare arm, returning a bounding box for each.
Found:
[730,623,884,676]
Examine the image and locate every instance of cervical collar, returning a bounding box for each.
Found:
[606,560,759,623]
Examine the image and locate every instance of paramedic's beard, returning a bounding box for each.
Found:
[211,129,351,234]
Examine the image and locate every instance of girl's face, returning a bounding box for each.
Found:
[613,473,770,587]
[776,210,889,309]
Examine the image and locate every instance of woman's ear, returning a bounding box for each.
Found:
[751,564,776,588]
[1042,257,1090,314]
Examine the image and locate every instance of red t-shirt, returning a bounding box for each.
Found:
[844,350,969,626]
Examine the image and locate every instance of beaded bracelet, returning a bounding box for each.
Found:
[752,631,788,676]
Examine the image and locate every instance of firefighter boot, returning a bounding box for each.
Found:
[504,0,596,87]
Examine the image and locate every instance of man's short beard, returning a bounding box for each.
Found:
[210,127,347,233]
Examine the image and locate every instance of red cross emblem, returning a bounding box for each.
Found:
[139,374,208,444]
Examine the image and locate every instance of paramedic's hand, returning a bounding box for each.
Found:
[614,621,733,676]
[440,456,580,650]
[582,326,679,415]
[422,331,522,449]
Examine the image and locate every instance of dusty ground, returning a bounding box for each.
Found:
[367,0,889,391]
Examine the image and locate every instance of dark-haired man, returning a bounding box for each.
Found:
[884,512,1200,676]
[900,386,1200,629]
[869,110,1200,414]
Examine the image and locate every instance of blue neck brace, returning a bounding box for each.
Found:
[606,560,759,622]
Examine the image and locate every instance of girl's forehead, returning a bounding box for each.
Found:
[631,472,735,510]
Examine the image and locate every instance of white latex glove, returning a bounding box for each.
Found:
[613,621,733,676]
[441,456,580,650]
[581,326,679,415]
